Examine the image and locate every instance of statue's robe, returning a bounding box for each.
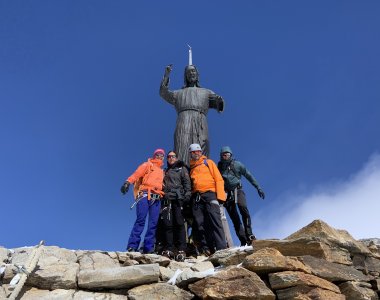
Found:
[160,82,219,165]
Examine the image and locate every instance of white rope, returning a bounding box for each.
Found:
[7,240,44,300]
[167,269,183,285]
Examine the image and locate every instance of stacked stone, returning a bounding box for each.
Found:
[0,219,379,299]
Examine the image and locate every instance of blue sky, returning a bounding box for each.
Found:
[1,1,379,250]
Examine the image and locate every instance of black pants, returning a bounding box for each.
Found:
[225,189,253,245]
[160,199,186,252]
[192,191,227,251]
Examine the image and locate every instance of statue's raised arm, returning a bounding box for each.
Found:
[160,64,175,105]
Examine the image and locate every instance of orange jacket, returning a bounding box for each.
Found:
[127,158,164,199]
[189,155,226,201]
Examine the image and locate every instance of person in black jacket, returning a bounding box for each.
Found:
[160,150,192,261]
[218,146,265,245]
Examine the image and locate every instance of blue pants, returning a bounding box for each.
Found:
[127,196,160,253]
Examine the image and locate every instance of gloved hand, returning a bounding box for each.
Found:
[184,192,192,204]
[258,188,265,199]
[121,182,130,195]
[217,199,225,205]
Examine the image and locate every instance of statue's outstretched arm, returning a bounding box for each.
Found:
[209,94,224,112]
[159,64,176,105]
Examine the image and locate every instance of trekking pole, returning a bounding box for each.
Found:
[168,201,171,221]
[130,197,143,209]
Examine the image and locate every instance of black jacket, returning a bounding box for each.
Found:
[163,160,192,201]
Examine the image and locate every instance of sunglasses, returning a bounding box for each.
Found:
[167,154,177,158]
[155,153,164,158]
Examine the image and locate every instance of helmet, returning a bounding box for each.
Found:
[153,148,165,156]
[188,144,202,152]
[220,146,233,155]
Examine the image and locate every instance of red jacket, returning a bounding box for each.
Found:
[127,158,164,199]
[190,155,226,201]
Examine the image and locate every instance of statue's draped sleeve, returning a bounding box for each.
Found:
[160,78,176,106]
[208,94,225,112]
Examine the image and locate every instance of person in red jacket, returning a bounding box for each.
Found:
[189,143,227,254]
[121,149,165,253]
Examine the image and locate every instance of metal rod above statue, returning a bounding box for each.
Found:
[159,47,225,165]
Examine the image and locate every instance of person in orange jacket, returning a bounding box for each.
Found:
[189,143,227,254]
[120,149,165,253]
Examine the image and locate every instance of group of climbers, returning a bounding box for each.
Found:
[120,144,265,261]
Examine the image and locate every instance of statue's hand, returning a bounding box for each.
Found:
[164,64,173,76]
[209,94,224,112]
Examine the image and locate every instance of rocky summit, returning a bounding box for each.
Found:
[1,219,379,299]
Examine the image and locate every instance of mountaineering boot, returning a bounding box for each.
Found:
[175,251,186,262]
[127,247,137,252]
[199,247,211,257]
[161,250,175,260]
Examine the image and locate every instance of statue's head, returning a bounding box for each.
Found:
[183,65,201,88]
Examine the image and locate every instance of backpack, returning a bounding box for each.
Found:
[218,159,239,178]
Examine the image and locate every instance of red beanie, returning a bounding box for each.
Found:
[153,148,165,156]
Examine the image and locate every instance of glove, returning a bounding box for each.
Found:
[258,188,265,199]
[121,182,130,195]
[217,199,225,205]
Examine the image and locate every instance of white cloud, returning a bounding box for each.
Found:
[255,153,380,240]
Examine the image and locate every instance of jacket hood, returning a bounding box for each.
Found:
[220,146,233,155]
[190,155,207,168]
[149,158,163,168]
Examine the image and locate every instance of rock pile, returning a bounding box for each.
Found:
[1,219,379,299]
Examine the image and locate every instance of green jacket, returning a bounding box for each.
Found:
[218,159,261,192]
[217,146,261,192]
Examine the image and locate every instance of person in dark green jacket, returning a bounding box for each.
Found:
[217,146,265,245]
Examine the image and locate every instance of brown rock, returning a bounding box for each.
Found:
[159,266,175,281]
[27,256,79,289]
[77,251,119,270]
[126,252,170,267]
[78,264,159,290]
[26,246,79,290]
[128,282,194,300]
[122,258,139,266]
[116,251,128,263]
[360,239,380,257]
[339,281,379,300]
[269,271,340,293]
[175,267,212,288]
[276,285,345,300]
[253,238,352,265]
[189,266,275,299]
[286,219,371,256]
[2,247,33,283]
[190,260,214,272]
[0,247,10,263]
[207,246,254,266]
[353,254,380,275]
[300,255,371,282]
[371,278,380,291]
[243,247,311,275]
[0,284,10,299]
[20,287,129,299]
